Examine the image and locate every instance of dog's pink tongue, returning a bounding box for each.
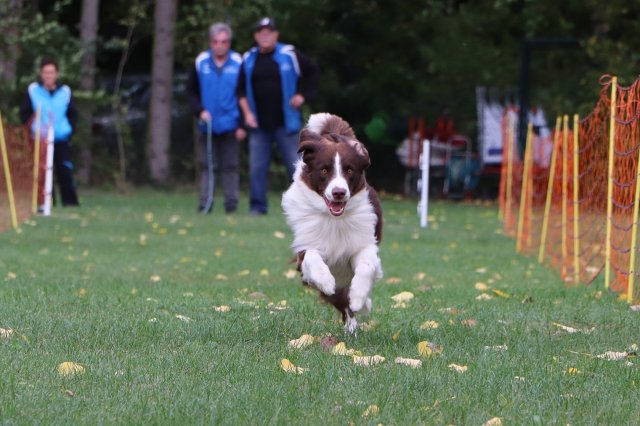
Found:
[328,201,346,216]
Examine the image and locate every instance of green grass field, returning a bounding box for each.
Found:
[1,189,639,425]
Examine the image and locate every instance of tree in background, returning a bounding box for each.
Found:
[147,0,177,183]
[76,0,100,184]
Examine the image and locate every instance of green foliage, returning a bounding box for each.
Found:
[0,2,81,124]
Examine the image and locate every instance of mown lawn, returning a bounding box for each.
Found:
[1,189,639,425]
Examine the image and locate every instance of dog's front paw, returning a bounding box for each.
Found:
[301,251,336,296]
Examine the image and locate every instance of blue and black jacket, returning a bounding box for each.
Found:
[238,43,319,134]
[20,82,77,143]
[187,49,243,135]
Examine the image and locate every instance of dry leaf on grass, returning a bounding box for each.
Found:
[395,357,422,368]
[212,305,231,312]
[273,231,286,239]
[391,291,414,302]
[461,319,478,327]
[149,275,161,282]
[474,282,489,291]
[284,269,297,279]
[418,341,443,357]
[386,277,402,284]
[484,345,508,351]
[420,320,439,330]
[552,322,593,334]
[0,328,15,338]
[359,320,377,331]
[288,334,315,349]
[331,342,361,356]
[175,314,192,322]
[448,363,468,373]
[362,404,380,418]
[57,362,85,377]
[353,355,385,366]
[491,289,511,299]
[630,305,640,312]
[476,293,493,301]
[482,417,502,426]
[475,267,487,274]
[319,335,338,351]
[280,358,308,374]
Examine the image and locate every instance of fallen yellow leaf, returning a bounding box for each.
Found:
[213,305,231,312]
[492,289,511,298]
[149,275,161,282]
[260,269,269,276]
[57,362,85,377]
[386,277,402,284]
[362,404,380,418]
[284,269,297,279]
[482,417,502,426]
[280,358,308,374]
[420,320,439,330]
[448,363,468,373]
[353,355,385,366]
[175,314,192,322]
[273,231,286,239]
[288,334,315,349]
[331,342,361,356]
[474,282,489,291]
[418,341,443,357]
[0,328,15,338]
[395,357,422,368]
[391,330,401,340]
[391,291,414,303]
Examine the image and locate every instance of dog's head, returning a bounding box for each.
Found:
[297,113,371,217]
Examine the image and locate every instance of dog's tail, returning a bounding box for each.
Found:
[306,113,355,139]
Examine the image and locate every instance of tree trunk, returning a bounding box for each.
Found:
[0,0,22,90]
[147,0,177,184]
[77,0,100,184]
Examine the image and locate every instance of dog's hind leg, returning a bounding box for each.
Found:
[320,289,358,335]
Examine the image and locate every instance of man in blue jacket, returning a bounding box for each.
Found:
[188,22,246,214]
[20,58,79,207]
[238,17,319,215]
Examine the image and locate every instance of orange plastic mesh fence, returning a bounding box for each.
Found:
[499,108,522,238]
[500,75,640,302]
[0,123,35,232]
[608,78,640,300]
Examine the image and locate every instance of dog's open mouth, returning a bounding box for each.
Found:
[324,197,346,216]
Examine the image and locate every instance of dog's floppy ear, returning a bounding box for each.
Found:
[347,139,371,168]
[298,129,323,162]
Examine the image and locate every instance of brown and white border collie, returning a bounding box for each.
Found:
[282,113,383,334]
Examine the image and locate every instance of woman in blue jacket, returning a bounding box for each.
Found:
[20,58,79,207]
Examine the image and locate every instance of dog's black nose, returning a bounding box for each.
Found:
[332,188,346,200]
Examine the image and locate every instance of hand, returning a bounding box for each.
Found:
[244,112,258,128]
[235,128,247,141]
[199,110,212,122]
[289,94,305,109]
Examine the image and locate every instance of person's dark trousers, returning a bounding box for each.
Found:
[198,131,239,213]
[53,140,79,206]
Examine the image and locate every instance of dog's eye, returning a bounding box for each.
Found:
[321,168,328,175]
[346,168,353,175]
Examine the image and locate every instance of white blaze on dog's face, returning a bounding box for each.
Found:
[297,126,371,217]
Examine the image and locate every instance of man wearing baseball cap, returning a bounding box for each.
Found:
[238,16,319,215]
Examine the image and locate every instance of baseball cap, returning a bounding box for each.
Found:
[255,17,277,32]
